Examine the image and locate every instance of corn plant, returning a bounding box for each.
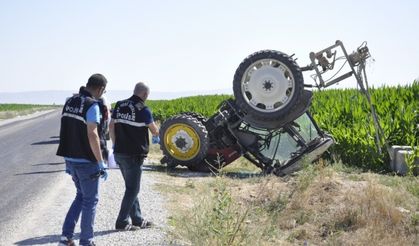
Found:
[310,81,418,171]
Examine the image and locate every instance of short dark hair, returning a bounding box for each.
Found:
[79,86,86,93]
[86,73,107,88]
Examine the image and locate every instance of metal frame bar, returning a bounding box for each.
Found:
[308,40,361,89]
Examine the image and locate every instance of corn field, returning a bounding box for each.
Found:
[310,82,418,171]
[147,95,232,121]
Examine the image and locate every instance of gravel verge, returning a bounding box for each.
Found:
[5,164,170,246]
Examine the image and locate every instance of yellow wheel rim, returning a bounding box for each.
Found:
[164,123,201,161]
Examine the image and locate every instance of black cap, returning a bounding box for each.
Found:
[87,73,107,88]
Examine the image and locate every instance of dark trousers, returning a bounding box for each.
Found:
[114,153,145,228]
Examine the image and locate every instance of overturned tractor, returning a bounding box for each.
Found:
[159,41,373,176]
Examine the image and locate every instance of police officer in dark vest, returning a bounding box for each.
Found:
[77,86,110,165]
[98,96,110,163]
[109,82,159,231]
[57,74,108,246]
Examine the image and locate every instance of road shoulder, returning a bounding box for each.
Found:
[0,109,59,127]
[2,169,169,246]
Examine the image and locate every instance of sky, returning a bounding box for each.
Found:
[0,0,418,97]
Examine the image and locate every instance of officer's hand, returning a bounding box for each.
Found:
[98,160,108,181]
[152,135,160,144]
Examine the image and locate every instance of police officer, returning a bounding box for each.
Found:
[109,82,159,231]
[77,86,110,165]
[98,95,111,163]
[57,74,108,246]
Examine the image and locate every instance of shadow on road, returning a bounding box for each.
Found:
[14,229,119,245]
[32,162,65,166]
[31,139,60,145]
[142,164,263,179]
[15,170,64,176]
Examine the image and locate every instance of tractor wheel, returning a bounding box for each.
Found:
[233,50,304,121]
[180,112,207,124]
[159,114,209,167]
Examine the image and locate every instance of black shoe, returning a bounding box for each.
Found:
[58,236,76,246]
[133,219,154,229]
[115,223,141,231]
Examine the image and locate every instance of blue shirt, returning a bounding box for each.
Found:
[142,107,154,125]
[65,103,101,163]
[87,103,101,124]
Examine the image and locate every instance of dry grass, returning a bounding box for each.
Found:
[281,169,418,245]
[0,106,58,119]
[147,147,418,245]
[220,157,261,174]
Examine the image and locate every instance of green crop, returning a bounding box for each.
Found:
[147,94,232,122]
[0,104,56,112]
[310,81,418,171]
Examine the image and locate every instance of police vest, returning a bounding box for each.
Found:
[56,90,101,162]
[113,95,150,156]
[98,101,109,161]
[98,102,108,139]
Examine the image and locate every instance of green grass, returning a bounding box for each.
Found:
[0,103,55,112]
[0,103,58,119]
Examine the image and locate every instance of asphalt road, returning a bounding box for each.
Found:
[0,110,64,230]
[0,110,169,245]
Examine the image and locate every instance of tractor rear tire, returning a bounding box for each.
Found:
[233,50,304,121]
[180,112,207,124]
[159,114,209,167]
